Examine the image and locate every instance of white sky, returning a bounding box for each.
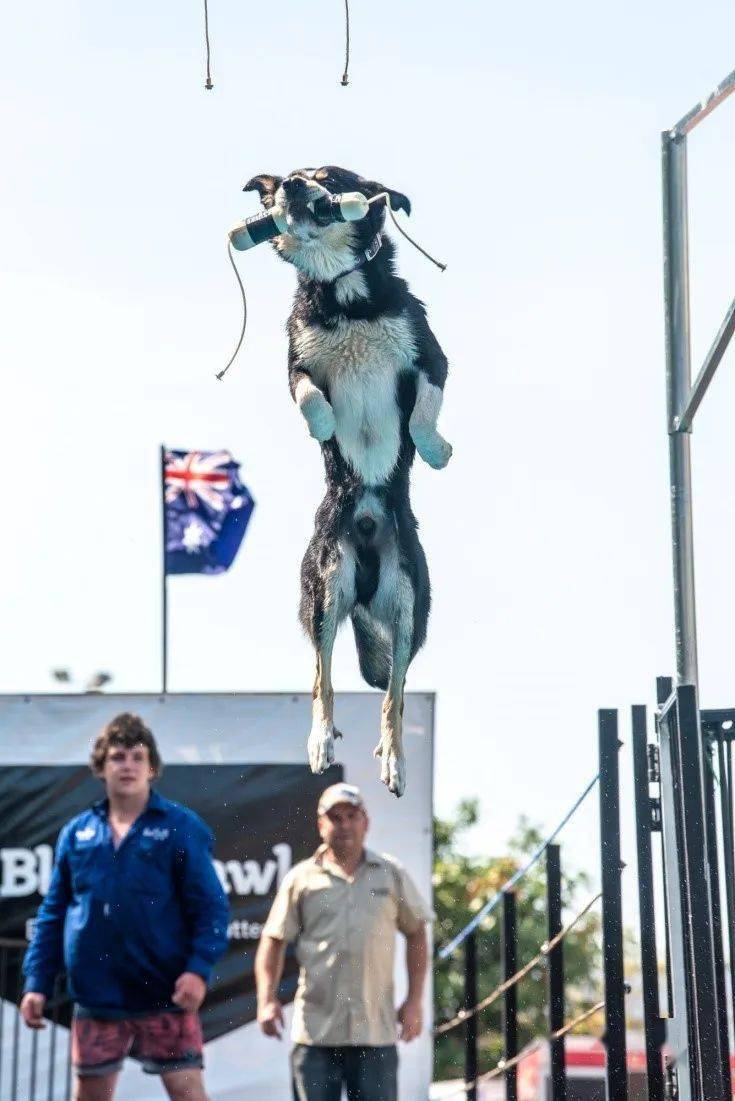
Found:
[2,0,735,887]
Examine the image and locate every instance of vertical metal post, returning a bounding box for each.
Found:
[656,679,674,1019]
[631,705,664,1101]
[546,843,566,1101]
[160,444,169,694]
[657,682,694,1100]
[47,974,60,1101]
[502,891,518,1101]
[463,932,477,1101]
[30,1026,39,1101]
[11,962,22,1101]
[676,685,728,1100]
[662,130,699,687]
[702,735,730,1093]
[598,710,628,1101]
[715,731,735,1018]
[65,1014,72,1101]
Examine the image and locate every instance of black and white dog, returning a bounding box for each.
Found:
[244,166,452,796]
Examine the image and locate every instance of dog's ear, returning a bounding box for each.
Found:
[361,179,411,217]
[243,174,283,209]
[384,188,411,216]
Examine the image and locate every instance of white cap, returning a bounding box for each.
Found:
[317,782,366,815]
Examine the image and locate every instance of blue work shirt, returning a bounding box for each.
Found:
[22,790,229,1015]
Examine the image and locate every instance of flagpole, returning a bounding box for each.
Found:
[160,445,168,694]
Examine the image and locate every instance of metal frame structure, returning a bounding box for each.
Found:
[632,686,735,1101]
[655,62,735,1101]
[659,65,735,1101]
[446,717,627,1101]
[463,933,478,1101]
[664,66,735,686]
[631,704,666,1101]
[0,940,73,1101]
[598,711,628,1101]
[546,844,566,1101]
[502,891,518,1101]
[657,685,728,1099]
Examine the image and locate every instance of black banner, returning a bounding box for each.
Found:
[0,763,342,1040]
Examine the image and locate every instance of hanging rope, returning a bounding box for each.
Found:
[201,1,352,89]
[341,0,351,85]
[203,0,213,89]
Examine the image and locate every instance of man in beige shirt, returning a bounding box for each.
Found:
[255,782,431,1101]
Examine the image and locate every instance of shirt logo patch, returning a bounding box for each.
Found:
[142,827,170,841]
[75,827,96,842]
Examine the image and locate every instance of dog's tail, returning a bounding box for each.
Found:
[351,608,391,690]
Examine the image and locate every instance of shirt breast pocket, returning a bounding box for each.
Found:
[128,844,172,898]
[366,881,396,925]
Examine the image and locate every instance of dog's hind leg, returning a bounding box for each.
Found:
[372,510,430,797]
[373,567,415,798]
[301,540,355,774]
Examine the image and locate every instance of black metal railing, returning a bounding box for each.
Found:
[0,941,72,1101]
[435,710,628,1100]
[632,678,735,1101]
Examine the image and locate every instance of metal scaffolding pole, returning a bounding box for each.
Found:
[662,130,698,688]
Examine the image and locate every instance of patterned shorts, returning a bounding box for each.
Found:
[72,1010,204,1077]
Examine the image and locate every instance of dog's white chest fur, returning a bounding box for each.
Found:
[294,313,416,485]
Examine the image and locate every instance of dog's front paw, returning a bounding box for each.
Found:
[410,425,453,470]
[308,720,335,774]
[302,395,336,442]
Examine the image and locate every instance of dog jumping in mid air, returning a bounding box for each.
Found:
[245,166,452,796]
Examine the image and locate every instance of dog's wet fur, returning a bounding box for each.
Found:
[244,166,452,796]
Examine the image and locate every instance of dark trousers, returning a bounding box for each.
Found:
[291,1044,398,1101]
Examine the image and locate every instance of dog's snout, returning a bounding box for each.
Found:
[356,516,377,538]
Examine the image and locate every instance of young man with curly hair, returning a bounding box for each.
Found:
[20,713,228,1101]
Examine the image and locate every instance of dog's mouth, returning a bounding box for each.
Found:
[279,175,332,240]
[284,201,320,238]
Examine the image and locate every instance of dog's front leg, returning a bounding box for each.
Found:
[410,371,453,470]
[291,370,336,443]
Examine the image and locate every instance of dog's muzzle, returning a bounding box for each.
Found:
[282,176,309,201]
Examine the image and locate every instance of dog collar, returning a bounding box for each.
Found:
[335,231,383,279]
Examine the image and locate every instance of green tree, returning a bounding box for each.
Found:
[433,802,603,1081]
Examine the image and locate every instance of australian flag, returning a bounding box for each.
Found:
[164,449,254,575]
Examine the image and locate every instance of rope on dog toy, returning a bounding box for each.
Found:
[369,193,447,272]
[341,0,351,86]
[216,243,247,380]
[203,0,213,89]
